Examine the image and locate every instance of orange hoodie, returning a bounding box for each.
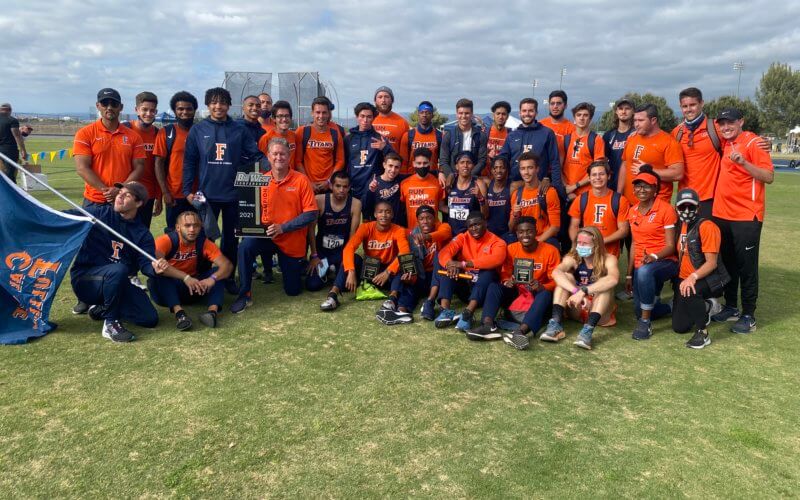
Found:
[343,221,410,274]
[438,230,507,271]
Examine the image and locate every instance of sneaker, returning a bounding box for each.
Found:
[376,309,413,325]
[199,311,218,328]
[615,290,632,301]
[225,279,239,296]
[129,275,147,290]
[230,295,252,314]
[420,299,435,321]
[711,305,740,322]
[72,301,89,315]
[262,270,275,284]
[686,329,711,349]
[731,314,756,334]
[455,309,473,331]
[102,319,135,343]
[539,319,565,342]
[574,325,594,350]
[380,298,397,312]
[465,323,502,341]
[320,294,339,311]
[434,308,456,328]
[502,329,530,350]
[632,319,652,340]
[88,305,106,321]
[175,311,192,331]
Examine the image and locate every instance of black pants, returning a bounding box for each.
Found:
[208,200,239,271]
[165,198,195,232]
[714,217,762,316]
[672,278,713,333]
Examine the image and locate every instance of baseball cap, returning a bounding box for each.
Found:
[97,88,122,103]
[717,108,743,122]
[416,204,436,217]
[374,86,394,101]
[676,188,700,207]
[632,171,659,186]
[615,98,634,108]
[114,181,148,202]
[455,151,476,164]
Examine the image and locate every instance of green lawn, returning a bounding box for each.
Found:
[2,138,799,497]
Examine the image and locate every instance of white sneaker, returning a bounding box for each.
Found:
[129,275,146,290]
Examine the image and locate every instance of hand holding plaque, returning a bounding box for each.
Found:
[362,256,382,281]
[512,258,534,284]
[398,254,417,277]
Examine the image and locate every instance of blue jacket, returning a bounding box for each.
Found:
[439,124,488,177]
[345,126,395,200]
[68,204,156,279]
[237,118,266,145]
[182,116,263,202]
[499,120,563,196]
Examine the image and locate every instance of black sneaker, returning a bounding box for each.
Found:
[175,311,192,331]
[465,323,502,341]
[632,319,652,340]
[711,305,739,322]
[199,311,218,328]
[72,301,89,315]
[88,305,106,321]
[102,320,135,343]
[230,295,252,314]
[502,329,530,350]
[686,329,711,349]
[376,309,413,325]
[731,314,756,334]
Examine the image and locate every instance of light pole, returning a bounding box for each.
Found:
[559,66,567,89]
[733,61,744,99]
[532,79,538,98]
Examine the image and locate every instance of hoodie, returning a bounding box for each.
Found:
[345,126,395,200]
[498,120,563,196]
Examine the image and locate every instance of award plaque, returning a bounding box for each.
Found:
[513,258,534,284]
[362,256,382,280]
[398,254,417,276]
[234,161,272,238]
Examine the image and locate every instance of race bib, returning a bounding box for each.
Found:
[322,235,344,250]
[451,207,469,221]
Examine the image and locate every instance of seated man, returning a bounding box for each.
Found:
[69,181,180,342]
[319,201,411,319]
[400,205,452,318]
[306,170,362,291]
[475,216,560,350]
[149,211,233,330]
[548,226,619,350]
[434,211,507,331]
[232,137,318,313]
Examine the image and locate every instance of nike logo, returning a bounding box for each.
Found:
[745,245,755,250]
[203,135,210,139]
[167,129,174,139]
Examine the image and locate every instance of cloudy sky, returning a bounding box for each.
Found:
[2,0,799,118]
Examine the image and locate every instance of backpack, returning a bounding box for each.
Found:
[515,185,548,223]
[407,127,443,161]
[675,118,722,155]
[563,131,597,160]
[301,125,339,163]
[578,191,621,228]
[165,231,211,276]
[163,124,177,159]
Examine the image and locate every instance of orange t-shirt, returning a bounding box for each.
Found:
[484,126,509,175]
[411,222,452,272]
[438,230,507,271]
[509,185,561,236]
[128,120,161,199]
[258,128,297,170]
[398,127,440,174]
[295,125,345,183]
[155,233,223,277]
[260,117,274,134]
[373,111,409,149]
[672,118,721,201]
[400,174,444,229]
[540,117,575,158]
[343,221,410,274]
[677,220,721,279]
[562,133,606,195]
[259,170,318,258]
[567,189,631,257]
[621,130,684,204]
[627,197,678,268]
[501,241,560,291]
[73,120,146,203]
[713,131,773,222]
[153,124,192,199]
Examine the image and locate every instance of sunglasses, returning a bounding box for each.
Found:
[99,99,121,108]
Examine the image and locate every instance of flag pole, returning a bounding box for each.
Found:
[0,151,158,262]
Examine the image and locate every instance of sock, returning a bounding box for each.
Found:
[552,304,564,323]
[587,312,601,327]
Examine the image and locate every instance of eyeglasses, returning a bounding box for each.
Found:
[633,183,655,190]
[274,114,291,120]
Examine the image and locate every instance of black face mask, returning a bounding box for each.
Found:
[678,206,698,225]
[415,167,430,177]
[260,110,271,120]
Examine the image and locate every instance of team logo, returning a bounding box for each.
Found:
[367,240,392,250]
[571,139,583,159]
[122,136,128,145]
[522,144,533,153]
[594,204,607,223]
[111,241,124,260]
[648,213,657,223]
[215,143,227,161]
[633,145,645,160]
[360,149,368,165]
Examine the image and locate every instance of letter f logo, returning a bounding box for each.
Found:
[215,143,227,161]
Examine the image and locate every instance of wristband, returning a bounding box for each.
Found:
[461,260,467,269]
[649,253,659,261]
[211,274,218,282]
[183,274,191,283]
[310,253,319,259]
[571,287,579,294]
[626,275,632,279]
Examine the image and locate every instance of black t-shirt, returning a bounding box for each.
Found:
[0,114,20,153]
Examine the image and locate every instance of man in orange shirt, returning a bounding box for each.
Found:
[509,152,561,246]
[398,101,442,174]
[258,100,297,170]
[562,102,605,202]
[155,91,198,231]
[618,103,684,204]
[372,86,409,150]
[540,90,576,160]
[296,96,345,193]
[257,92,274,132]
[124,91,161,229]
[568,160,630,257]
[482,101,512,176]
[400,148,446,229]
[231,137,318,313]
[435,211,507,331]
[710,108,774,334]
[150,211,233,330]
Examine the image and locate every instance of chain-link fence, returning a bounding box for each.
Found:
[222,72,273,118]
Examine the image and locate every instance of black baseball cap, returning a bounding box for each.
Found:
[675,188,700,207]
[615,98,634,108]
[717,108,743,122]
[114,181,148,202]
[97,88,121,103]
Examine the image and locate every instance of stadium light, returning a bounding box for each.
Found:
[733,61,744,99]
[559,66,567,89]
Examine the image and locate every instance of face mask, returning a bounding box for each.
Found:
[576,245,593,258]
[260,109,271,120]
[678,206,698,224]
[415,167,430,177]
[177,117,194,128]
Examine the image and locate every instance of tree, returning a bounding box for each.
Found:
[755,62,800,136]
[408,108,448,129]
[597,92,679,133]
[703,95,762,134]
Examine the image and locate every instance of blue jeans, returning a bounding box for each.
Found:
[238,237,306,297]
[437,269,499,319]
[633,259,678,315]
[71,263,158,327]
[148,268,225,310]
[483,287,552,333]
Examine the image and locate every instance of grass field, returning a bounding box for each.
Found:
[2,138,799,497]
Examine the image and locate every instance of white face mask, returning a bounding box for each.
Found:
[576,245,593,258]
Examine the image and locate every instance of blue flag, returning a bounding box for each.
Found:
[0,174,92,344]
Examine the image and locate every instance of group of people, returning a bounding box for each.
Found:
[7,83,771,349]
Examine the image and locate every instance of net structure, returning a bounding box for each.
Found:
[222,72,273,118]
[278,72,323,126]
